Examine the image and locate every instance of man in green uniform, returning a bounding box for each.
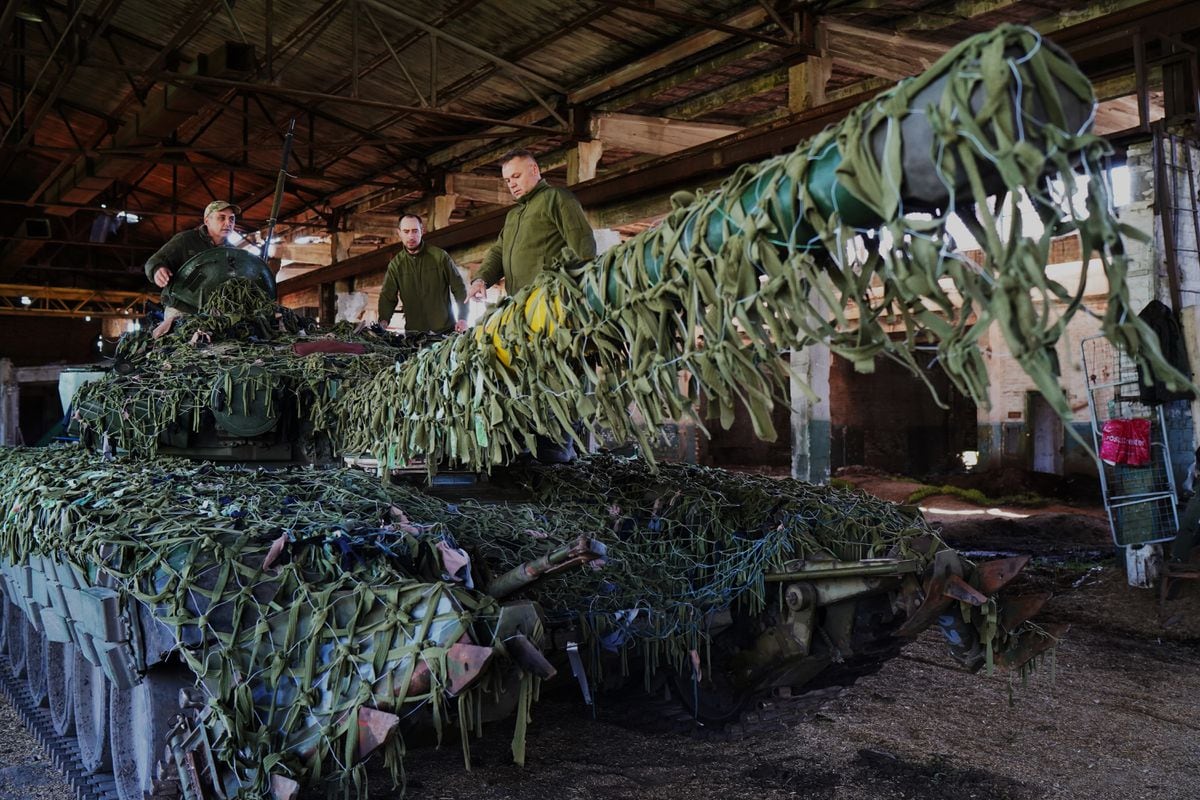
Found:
[378,214,468,334]
[469,150,595,463]
[468,149,596,299]
[145,200,239,316]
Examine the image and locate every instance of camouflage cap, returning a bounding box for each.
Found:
[203,200,241,219]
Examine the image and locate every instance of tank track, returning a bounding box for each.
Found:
[0,652,122,800]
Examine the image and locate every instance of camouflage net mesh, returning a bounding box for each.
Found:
[0,447,525,796]
[73,279,441,455]
[398,455,946,680]
[1,443,1056,794]
[339,25,1192,471]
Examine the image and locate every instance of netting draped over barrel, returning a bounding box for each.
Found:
[339,25,1191,472]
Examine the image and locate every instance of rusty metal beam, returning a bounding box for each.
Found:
[0,283,154,319]
[0,0,91,149]
[246,1,601,221]
[569,6,772,105]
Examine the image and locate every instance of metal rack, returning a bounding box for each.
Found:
[1081,335,1179,546]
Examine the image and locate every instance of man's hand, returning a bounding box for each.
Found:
[454,319,468,333]
[153,266,172,288]
[469,278,487,301]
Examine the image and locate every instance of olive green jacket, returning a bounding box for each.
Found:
[144,227,220,309]
[476,180,596,295]
[378,244,467,333]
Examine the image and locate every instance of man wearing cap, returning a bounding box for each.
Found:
[378,214,469,334]
[144,200,240,315]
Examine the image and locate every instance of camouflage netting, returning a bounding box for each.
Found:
[401,455,942,679]
[0,446,531,796]
[72,278,442,455]
[0,442,1055,795]
[339,24,1193,471]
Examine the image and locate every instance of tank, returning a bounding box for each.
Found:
[0,23,1187,800]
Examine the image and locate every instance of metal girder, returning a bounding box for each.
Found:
[0,235,155,252]
[361,4,429,107]
[0,283,154,319]
[358,0,565,94]
[19,0,223,210]
[569,6,773,105]
[155,72,563,134]
[244,3,603,223]
[17,127,541,160]
[0,0,92,150]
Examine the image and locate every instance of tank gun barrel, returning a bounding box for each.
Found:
[486,535,607,599]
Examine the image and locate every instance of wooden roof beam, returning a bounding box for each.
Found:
[818,19,950,82]
[569,6,772,105]
[591,112,739,156]
[896,0,1024,32]
[445,173,511,206]
[599,1,798,49]
[659,68,789,120]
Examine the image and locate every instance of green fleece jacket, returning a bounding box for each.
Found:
[378,244,467,333]
[476,180,596,295]
[144,226,221,309]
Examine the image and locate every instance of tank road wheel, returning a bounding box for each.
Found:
[46,641,75,735]
[110,666,192,800]
[5,600,26,677]
[25,620,47,707]
[73,649,113,774]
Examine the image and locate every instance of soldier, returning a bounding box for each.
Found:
[378,214,468,334]
[468,149,595,300]
[469,150,596,463]
[145,200,239,318]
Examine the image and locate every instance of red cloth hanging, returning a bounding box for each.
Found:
[1100,418,1151,466]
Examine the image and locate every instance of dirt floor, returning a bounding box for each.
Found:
[2,469,1199,800]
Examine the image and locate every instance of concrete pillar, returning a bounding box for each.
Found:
[0,359,18,447]
[319,284,336,326]
[1120,140,1159,313]
[790,345,831,484]
[975,323,1007,472]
